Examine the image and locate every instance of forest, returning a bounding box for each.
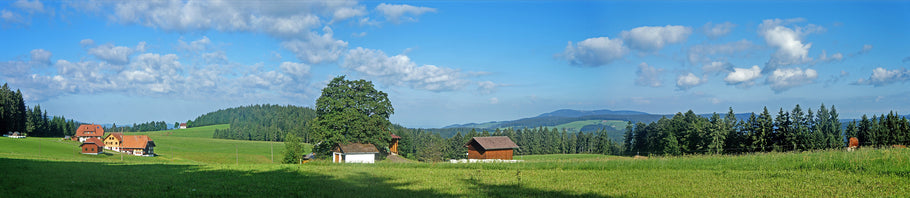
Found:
[105,121,170,132]
[206,104,317,142]
[624,104,910,156]
[391,125,623,162]
[0,83,79,137]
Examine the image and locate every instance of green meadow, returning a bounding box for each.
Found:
[1,125,908,197]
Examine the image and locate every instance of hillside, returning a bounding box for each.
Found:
[192,104,316,142]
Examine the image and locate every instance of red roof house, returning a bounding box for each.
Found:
[75,124,105,142]
[120,135,155,156]
[80,138,105,155]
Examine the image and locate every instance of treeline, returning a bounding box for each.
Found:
[1,83,79,137]
[209,104,316,142]
[625,104,910,156]
[392,126,622,162]
[105,121,169,132]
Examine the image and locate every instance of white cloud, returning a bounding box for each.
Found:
[87,42,146,65]
[1,9,24,25]
[862,44,873,53]
[489,97,499,104]
[477,81,497,94]
[724,65,762,87]
[703,22,735,39]
[853,67,910,87]
[759,18,824,70]
[30,49,52,65]
[635,62,663,87]
[331,6,366,23]
[342,47,476,92]
[702,61,733,74]
[687,39,754,65]
[177,36,211,52]
[13,0,45,13]
[559,37,627,66]
[767,67,818,92]
[621,25,692,51]
[80,39,95,47]
[281,27,348,64]
[676,73,706,90]
[375,3,436,24]
[818,50,844,63]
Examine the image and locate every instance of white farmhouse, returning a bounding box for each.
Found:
[332,143,379,163]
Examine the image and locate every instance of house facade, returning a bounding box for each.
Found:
[179,123,187,129]
[332,143,379,163]
[80,138,105,155]
[464,136,519,160]
[103,133,124,152]
[120,135,155,156]
[75,124,105,142]
[389,134,401,155]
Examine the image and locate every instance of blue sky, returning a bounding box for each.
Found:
[2,1,909,128]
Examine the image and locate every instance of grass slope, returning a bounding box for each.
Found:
[2,133,908,197]
[140,124,312,164]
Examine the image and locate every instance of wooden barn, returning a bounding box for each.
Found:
[332,143,379,163]
[464,136,519,160]
[389,134,401,155]
[80,138,105,155]
[75,124,105,142]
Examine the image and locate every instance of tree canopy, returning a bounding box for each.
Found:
[310,76,394,156]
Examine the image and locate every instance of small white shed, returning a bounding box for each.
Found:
[332,143,380,163]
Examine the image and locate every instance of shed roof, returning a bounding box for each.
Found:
[81,137,105,147]
[75,124,105,137]
[391,134,401,139]
[335,143,380,154]
[465,136,519,150]
[121,135,154,149]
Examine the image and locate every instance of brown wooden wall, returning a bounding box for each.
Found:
[466,145,514,160]
[81,144,101,154]
[390,139,399,154]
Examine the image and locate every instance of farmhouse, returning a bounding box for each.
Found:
[390,134,401,155]
[103,133,124,152]
[120,135,156,156]
[80,138,105,155]
[332,143,379,163]
[179,123,187,129]
[75,124,105,142]
[464,136,519,160]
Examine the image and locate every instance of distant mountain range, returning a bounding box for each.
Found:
[442,109,758,130]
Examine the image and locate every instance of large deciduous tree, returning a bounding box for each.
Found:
[309,76,394,157]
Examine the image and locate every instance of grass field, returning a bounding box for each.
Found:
[1,125,908,197]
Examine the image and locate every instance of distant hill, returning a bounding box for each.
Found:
[536,109,649,118]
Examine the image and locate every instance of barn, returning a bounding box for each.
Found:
[332,143,380,163]
[464,136,519,160]
[80,138,105,155]
[389,134,401,155]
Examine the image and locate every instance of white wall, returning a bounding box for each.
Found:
[344,153,375,163]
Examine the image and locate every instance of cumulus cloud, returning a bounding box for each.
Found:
[687,39,754,65]
[702,61,734,74]
[375,3,436,24]
[342,47,476,92]
[621,25,692,51]
[87,42,147,65]
[558,37,627,66]
[13,0,45,13]
[635,62,663,87]
[281,27,348,64]
[703,22,735,39]
[676,73,706,90]
[759,18,824,71]
[477,81,498,94]
[853,67,910,86]
[30,49,52,65]
[817,50,844,63]
[79,39,95,47]
[767,67,818,92]
[724,65,762,87]
[1,9,25,25]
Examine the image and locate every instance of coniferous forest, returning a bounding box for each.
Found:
[206,104,317,142]
[0,83,79,137]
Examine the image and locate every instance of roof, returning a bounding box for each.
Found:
[81,138,105,147]
[179,123,187,127]
[75,124,105,137]
[391,134,401,139]
[105,133,123,141]
[465,136,519,150]
[121,135,154,149]
[334,143,380,154]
